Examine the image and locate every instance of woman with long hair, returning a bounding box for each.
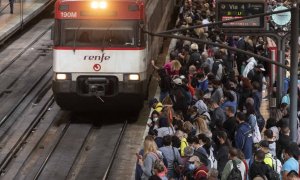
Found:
[137,135,166,180]
[195,116,212,138]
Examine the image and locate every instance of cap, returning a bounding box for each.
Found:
[179,75,186,79]
[173,78,183,85]
[256,64,266,71]
[184,146,194,157]
[260,140,269,148]
[191,43,198,50]
[188,155,200,163]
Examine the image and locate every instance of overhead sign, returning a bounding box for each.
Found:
[217,0,266,29]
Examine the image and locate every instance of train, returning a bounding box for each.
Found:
[52,0,153,112]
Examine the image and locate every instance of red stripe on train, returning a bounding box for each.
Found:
[53,47,146,50]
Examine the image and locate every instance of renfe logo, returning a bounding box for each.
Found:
[93,64,101,71]
[84,54,111,63]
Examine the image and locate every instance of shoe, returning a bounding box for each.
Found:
[10,11,13,14]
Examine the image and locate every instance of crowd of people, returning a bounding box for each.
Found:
[135,0,300,180]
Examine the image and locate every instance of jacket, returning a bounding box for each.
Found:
[235,122,253,159]
[210,107,226,129]
[216,144,229,174]
[180,138,188,156]
[242,57,257,77]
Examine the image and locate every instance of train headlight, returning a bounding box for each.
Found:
[56,73,71,80]
[91,1,98,9]
[99,1,107,9]
[128,74,140,81]
[91,1,107,9]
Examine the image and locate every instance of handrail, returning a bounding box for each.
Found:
[0,3,9,14]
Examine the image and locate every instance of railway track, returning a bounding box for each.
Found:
[1,117,128,180]
[0,19,54,143]
[0,21,53,134]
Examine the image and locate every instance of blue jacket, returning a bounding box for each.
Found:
[235,122,253,159]
[221,101,237,114]
[196,79,208,92]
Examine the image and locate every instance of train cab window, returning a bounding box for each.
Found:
[61,20,139,48]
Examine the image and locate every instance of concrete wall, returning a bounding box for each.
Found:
[145,0,175,60]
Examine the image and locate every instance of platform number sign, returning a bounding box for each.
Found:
[217,0,266,30]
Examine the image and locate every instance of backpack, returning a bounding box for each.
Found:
[171,87,189,110]
[241,124,253,150]
[151,152,167,174]
[194,149,209,167]
[252,121,261,144]
[256,114,265,132]
[208,146,217,169]
[212,60,222,76]
[265,153,282,175]
[227,160,242,180]
[247,114,261,144]
[266,164,280,180]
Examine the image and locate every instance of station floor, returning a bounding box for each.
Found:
[0,0,51,43]
[261,91,270,120]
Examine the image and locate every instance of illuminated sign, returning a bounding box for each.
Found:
[80,11,117,17]
[217,0,265,29]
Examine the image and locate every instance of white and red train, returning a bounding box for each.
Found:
[52,0,148,111]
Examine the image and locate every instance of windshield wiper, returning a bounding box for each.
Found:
[101,24,112,52]
[73,24,81,54]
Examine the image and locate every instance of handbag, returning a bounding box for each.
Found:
[172,147,183,177]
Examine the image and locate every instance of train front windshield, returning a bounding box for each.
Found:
[55,20,140,47]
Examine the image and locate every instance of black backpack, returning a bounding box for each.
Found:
[212,60,222,76]
[227,160,242,180]
[266,164,280,180]
[193,149,209,167]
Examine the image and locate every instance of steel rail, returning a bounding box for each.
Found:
[0,95,55,174]
[0,66,52,127]
[33,121,71,180]
[0,27,52,75]
[0,3,9,14]
[102,121,128,180]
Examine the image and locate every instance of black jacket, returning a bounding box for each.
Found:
[216,144,229,174]
[223,117,238,143]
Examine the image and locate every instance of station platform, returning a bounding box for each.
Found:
[0,0,52,44]
[261,91,270,120]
